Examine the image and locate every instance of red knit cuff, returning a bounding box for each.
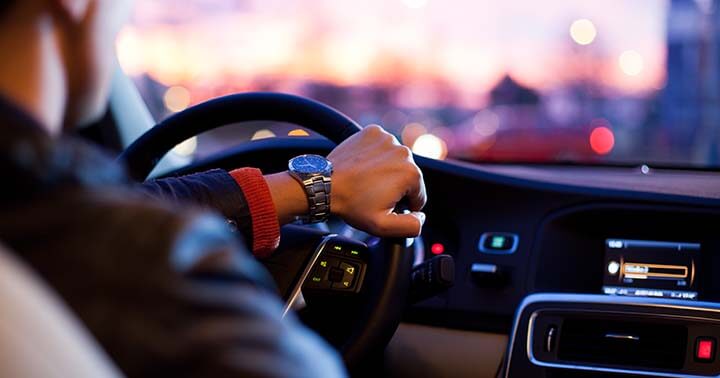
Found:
[229,168,280,258]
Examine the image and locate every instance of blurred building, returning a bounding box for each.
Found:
[660,0,720,165]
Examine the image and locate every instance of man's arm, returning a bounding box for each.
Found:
[137,125,428,256]
[0,190,347,378]
[138,168,282,257]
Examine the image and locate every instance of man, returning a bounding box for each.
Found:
[0,0,426,376]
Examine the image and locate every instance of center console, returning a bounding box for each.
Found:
[503,203,720,377]
[504,293,720,378]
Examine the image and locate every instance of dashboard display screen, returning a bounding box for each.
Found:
[602,239,700,300]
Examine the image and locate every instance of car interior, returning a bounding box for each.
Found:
[5,1,720,377]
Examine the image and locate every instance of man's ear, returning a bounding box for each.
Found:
[48,0,91,22]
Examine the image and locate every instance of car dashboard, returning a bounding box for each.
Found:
[410,157,720,377]
[175,138,720,377]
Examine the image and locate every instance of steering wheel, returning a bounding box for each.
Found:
[118,92,414,371]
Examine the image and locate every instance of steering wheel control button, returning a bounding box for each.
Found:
[304,257,343,290]
[478,232,519,254]
[696,337,716,362]
[328,267,345,283]
[326,240,368,261]
[328,262,357,290]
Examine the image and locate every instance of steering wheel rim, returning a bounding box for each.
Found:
[120,92,362,181]
[118,92,414,371]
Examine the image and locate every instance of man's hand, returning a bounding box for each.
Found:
[266,125,426,237]
[328,125,427,237]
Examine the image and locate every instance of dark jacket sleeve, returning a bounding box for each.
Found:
[137,169,253,241]
[0,191,347,378]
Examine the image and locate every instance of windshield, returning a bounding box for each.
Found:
[119,0,720,168]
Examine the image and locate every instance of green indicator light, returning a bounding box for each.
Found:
[491,236,505,249]
[320,260,328,267]
[350,250,360,255]
[333,245,342,251]
[311,277,322,282]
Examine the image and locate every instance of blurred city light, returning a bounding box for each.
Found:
[401,122,428,147]
[569,19,597,45]
[473,110,500,137]
[251,129,277,140]
[401,0,429,9]
[118,0,719,167]
[589,126,615,155]
[163,86,191,113]
[412,134,448,160]
[619,50,644,76]
[172,137,198,157]
[288,129,310,137]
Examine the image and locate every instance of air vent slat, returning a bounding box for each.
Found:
[557,318,687,369]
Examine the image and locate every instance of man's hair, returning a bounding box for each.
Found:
[0,1,12,16]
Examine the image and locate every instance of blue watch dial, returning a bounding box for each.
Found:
[290,154,330,174]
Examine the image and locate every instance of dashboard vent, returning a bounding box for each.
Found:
[557,318,687,370]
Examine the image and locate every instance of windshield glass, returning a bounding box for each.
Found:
[119,0,720,168]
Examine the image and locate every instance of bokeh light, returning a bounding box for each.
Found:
[172,137,198,156]
[401,0,429,9]
[473,110,500,137]
[288,129,311,137]
[251,129,277,140]
[412,134,448,160]
[589,126,615,155]
[619,50,644,76]
[163,86,191,113]
[401,122,428,147]
[569,19,597,45]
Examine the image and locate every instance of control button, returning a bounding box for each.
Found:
[341,262,356,276]
[329,244,344,255]
[332,262,358,290]
[696,337,716,362]
[305,266,331,289]
[327,242,365,260]
[478,233,518,254]
[470,263,509,287]
[328,267,344,282]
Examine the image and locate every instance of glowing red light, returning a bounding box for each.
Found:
[697,339,715,360]
[590,126,615,155]
[430,243,445,255]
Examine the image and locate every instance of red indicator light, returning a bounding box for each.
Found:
[589,126,615,155]
[696,338,715,361]
[430,243,445,255]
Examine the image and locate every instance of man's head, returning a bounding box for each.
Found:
[1,0,134,130]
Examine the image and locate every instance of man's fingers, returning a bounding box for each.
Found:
[373,211,426,238]
[405,171,427,212]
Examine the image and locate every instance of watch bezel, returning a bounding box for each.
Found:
[288,154,333,177]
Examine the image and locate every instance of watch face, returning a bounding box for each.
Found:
[290,154,330,174]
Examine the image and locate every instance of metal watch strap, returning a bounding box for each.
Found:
[300,175,332,223]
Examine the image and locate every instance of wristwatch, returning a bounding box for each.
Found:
[288,154,333,224]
